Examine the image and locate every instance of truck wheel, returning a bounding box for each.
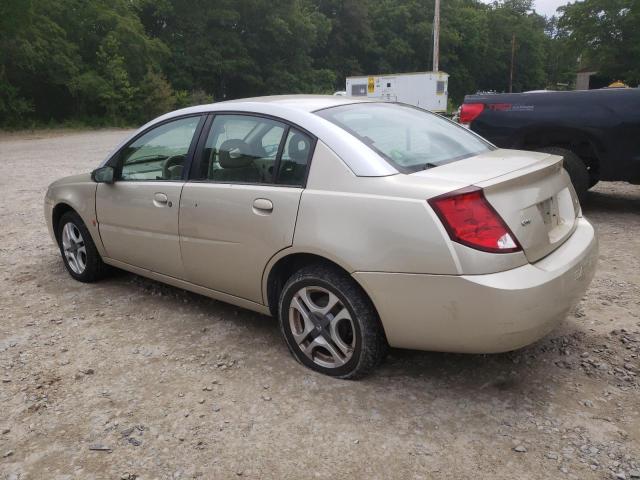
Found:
[537,147,590,203]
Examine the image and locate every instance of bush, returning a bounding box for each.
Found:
[175,89,214,109]
[135,70,177,122]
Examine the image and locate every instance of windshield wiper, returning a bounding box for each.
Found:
[420,162,438,170]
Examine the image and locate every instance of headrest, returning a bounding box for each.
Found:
[287,133,310,162]
[218,139,255,168]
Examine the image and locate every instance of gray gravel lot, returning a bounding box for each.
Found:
[0,129,639,480]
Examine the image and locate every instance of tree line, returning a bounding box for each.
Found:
[0,0,637,127]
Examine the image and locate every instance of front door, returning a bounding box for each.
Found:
[96,115,203,278]
[179,114,315,303]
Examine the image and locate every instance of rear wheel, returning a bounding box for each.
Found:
[536,146,590,202]
[278,264,387,379]
[57,211,107,282]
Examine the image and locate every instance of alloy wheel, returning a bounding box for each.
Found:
[288,286,355,369]
[61,222,87,275]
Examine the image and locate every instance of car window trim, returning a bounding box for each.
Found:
[272,125,290,185]
[188,111,318,188]
[107,113,206,183]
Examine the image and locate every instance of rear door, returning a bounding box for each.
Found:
[96,115,204,278]
[179,114,315,303]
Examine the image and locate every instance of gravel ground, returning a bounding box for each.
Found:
[0,129,639,480]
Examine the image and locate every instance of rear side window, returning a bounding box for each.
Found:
[316,103,493,173]
[193,114,313,187]
[197,115,285,184]
[277,128,313,186]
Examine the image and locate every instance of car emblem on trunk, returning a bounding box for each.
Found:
[521,218,532,226]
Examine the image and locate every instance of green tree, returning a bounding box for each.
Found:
[558,0,640,85]
[3,0,614,126]
[96,32,135,122]
[0,0,170,125]
[543,15,578,89]
[137,70,177,122]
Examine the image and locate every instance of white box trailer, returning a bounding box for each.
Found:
[345,71,449,112]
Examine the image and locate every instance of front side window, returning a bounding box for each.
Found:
[118,116,201,181]
[316,103,493,173]
[194,115,313,186]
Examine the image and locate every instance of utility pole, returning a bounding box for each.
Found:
[432,0,440,72]
[509,32,516,93]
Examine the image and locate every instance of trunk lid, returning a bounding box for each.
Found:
[416,149,581,262]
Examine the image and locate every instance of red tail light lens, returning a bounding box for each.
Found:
[460,103,484,124]
[428,187,521,253]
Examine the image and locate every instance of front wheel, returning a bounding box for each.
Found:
[57,211,107,282]
[278,264,387,379]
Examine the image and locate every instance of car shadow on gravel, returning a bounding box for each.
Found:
[378,345,544,390]
[60,248,608,408]
[98,269,567,396]
[582,186,640,215]
[103,269,281,333]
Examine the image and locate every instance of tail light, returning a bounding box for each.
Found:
[428,186,521,253]
[460,103,484,124]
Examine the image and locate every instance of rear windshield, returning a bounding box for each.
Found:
[316,103,494,173]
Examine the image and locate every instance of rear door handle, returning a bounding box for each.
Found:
[253,198,273,214]
[153,192,171,207]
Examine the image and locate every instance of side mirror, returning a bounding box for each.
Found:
[91,166,115,184]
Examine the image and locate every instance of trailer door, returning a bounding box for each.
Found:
[381,77,397,102]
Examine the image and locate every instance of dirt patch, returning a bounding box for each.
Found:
[0,130,639,479]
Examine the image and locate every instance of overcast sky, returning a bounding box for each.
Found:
[533,0,572,16]
[479,0,574,17]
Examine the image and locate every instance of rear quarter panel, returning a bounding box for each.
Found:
[292,141,461,275]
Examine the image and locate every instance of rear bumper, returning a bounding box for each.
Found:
[353,217,598,353]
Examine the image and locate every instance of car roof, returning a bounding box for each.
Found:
[101,95,398,177]
[221,94,373,112]
[166,94,373,117]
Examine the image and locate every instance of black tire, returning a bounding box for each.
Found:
[536,146,590,202]
[57,211,107,283]
[278,264,387,379]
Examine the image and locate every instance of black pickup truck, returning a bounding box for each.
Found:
[460,88,640,200]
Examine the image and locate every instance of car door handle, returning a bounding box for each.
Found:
[153,192,171,207]
[252,198,273,214]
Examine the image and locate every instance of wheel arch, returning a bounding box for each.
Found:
[263,249,390,352]
[513,126,602,178]
[52,203,77,244]
[263,249,363,317]
[49,196,106,257]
